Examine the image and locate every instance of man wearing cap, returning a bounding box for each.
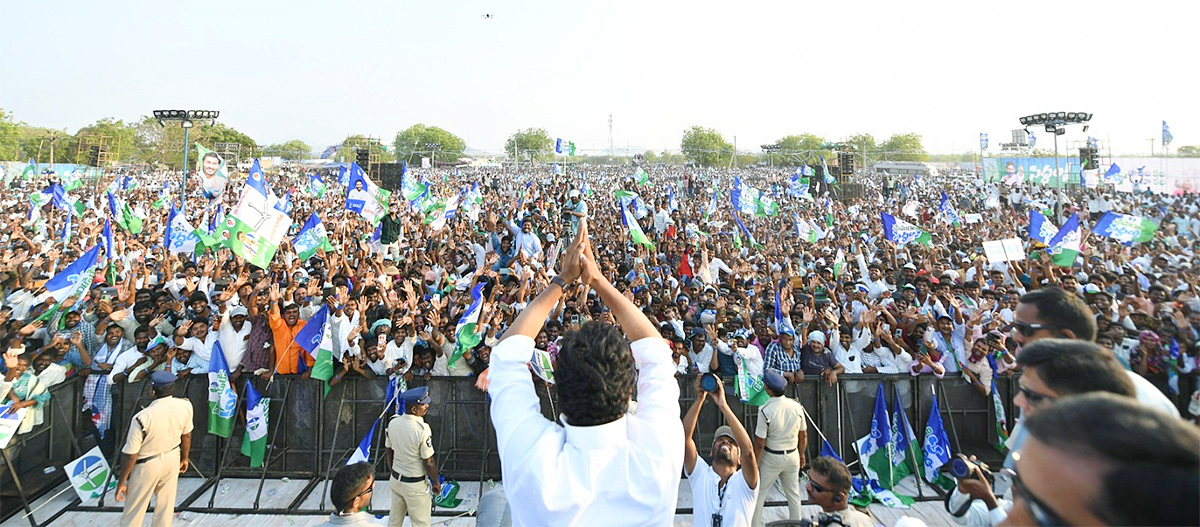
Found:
[115,371,193,527]
[684,374,758,527]
[384,386,441,527]
[563,189,587,236]
[751,369,807,527]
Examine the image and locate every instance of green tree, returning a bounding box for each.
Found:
[681,126,734,167]
[0,108,20,161]
[262,139,313,160]
[771,134,830,166]
[393,124,467,165]
[505,128,553,163]
[879,133,927,162]
[1177,145,1200,157]
[199,123,257,151]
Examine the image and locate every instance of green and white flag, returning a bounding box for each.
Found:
[240,382,269,467]
[619,197,655,249]
[634,167,649,185]
[855,384,898,488]
[991,379,1009,452]
[207,342,237,438]
[1046,213,1082,267]
[531,348,555,384]
[450,284,486,367]
[61,168,83,192]
[107,191,143,235]
[216,160,290,269]
[293,304,336,396]
[734,353,769,406]
[345,162,391,224]
[307,173,327,199]
[30,190,51,208]
[756,195,779,217]
[292,213,334,261]
[881,212,932,247]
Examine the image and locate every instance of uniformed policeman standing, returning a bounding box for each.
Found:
[384,387,442,527]
[115,371,194,527]
[751,369,808,527]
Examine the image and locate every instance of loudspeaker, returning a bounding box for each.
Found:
[355,148,370,168]
[838,183,867,203]
[377,163,405,192]
[1078,147,1098,170]
[838,152,855,175]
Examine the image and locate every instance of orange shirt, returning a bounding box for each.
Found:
[269,311,311,374]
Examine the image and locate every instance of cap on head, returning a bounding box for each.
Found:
[402,386,431,405]
[568,189,580,198]
[230,306,249,318]
[150,371,177,388]
[808,330,826,345]
[713,425,734,445]
[763,369,787,392]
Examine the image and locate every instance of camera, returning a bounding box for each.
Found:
[798,512,844,527]
[699,372,720,393]
[946,454,995,486]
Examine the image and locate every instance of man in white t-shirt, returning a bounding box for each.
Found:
[683,376,759,527]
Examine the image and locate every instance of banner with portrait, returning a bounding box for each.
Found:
[196,143,230,201]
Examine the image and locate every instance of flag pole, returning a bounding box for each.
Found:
[894,382,925,498]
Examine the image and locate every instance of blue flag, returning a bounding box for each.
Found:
[103,218,114,261]
[347,418,379,465]
[821,439,843,463]
[923,392,952,481]
[1029,209,1057,244]
[1163,120,1173,146]
[1168,338,1181,395]
[293,304,330,357]
[979,133,988,151]
[939,192,961,225]
[855,384,895,487]
[46,245,100,303]
[1091,212,1158,244]
[1103,163,1121,181]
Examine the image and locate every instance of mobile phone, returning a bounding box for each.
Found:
[99,287,119,301]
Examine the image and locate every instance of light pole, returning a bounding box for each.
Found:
[1018,112,1092,217]
[761,144,781,168]
[154,110,219,211]
[424,142,442,168]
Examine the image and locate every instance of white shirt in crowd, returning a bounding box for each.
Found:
[687,458,757,527]
[489,335,683,526]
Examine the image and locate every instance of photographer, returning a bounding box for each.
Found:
[684,375,759,527]
[948,339,1137,527]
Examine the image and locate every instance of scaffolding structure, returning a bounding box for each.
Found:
[74,133,122,166]
[215,142,246,166]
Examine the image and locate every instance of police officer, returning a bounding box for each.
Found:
[384,387,441,527]
[751,369,808,527]
[115,371,193,527]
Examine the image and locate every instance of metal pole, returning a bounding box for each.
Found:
[182,126,190,212]
[1054,129,1061,217]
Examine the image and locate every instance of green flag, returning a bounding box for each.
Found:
[240,383,269,467]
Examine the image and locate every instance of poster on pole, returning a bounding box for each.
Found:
[196,144,230,201]
[0,402,29,448]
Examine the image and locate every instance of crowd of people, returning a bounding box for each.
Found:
[1,155,1198,526]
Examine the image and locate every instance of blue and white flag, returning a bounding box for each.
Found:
[1027,131,1037,150]
[729,177,760,215]
[733,212,759,249]
[668,187,679,212]
[552,163,562,175]
[881,212,931,246]
[1163,120,1173,146]
[1091,212,1157,244]
[793,212,817,243]
[450,283,486,366]
[320,146,338,160]
[46,245,100,303]
[346,417,379,465]
[1103,163,1121,182]
[979,133,988,151]
[820,439,843,463]
[292,213,333,260]
[1168,338,1181,395]
[337,165,350,186]
[165,207,201,254]
[1029,209,1057,244]
[293,304,329,357]
[102,218,114,262]
[890,389,921,482]
[207,341,237,437]
[820,156,834,184]
[788,172,811,199]
[345,163,391,224]
[939,192,961,225]
[705,188,718,220]
[855,384,896,488]
[923,392,953,482]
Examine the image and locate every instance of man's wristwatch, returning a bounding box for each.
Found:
[549,276,567,290]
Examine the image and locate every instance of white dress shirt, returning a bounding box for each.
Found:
[687,458,757,527]
[489,335,683,526]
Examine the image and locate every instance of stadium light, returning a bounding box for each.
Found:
[1018,110,1093,216]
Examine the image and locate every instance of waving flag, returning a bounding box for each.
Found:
[788,172,812,200]
[732,212,761,250]
[1028,209,1057,244]
[21,159,35,181]
[735,353,769,406]
[555,138,576,156]
[61,168,82,192]
[293,304,335,394]
[308,173,327,198]
[207,342,237,437]
[729,177,760,215]
[46,245,100,303]
[855,384,896,488]
[292,213,334,260]
[704,188,718,221]
[274,189,293,215]
[240,382,269,467]
[1162,120,1173,146]
[619,197,655,249]
[106,191,143,234]
[1046,213,1082,267]
[345,162,391,223]
[165,207,202,255]
[216,159,291,268]
[881,212,931,246]
[102,218,114,261]
[756,195,779,217]
[346,418,379,465]
[939,192,961,225]
[820,440,843,463]
[668,187,679,212]
[449,283,486,367]
[1168,338,1181,395]
[793,212,817,243]
[820,156,835,185]
[60,208,73,246]
[889,390,923,484]
[1091,212,1157,244]
[29,188,52,209]
[979,133,988,151]
[151,187,172,210]
[634,167,649,186]
[1103,162,1120,182]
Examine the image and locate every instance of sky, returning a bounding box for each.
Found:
[2,0,1197,157]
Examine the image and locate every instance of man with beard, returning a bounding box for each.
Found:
[684,375,759,527]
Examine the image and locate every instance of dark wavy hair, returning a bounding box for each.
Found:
[554,321,636,426]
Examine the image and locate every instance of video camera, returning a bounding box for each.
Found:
[798,512,844,527]
[945,453,995,487]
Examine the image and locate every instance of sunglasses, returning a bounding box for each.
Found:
[1010,320,1057,337]
[808,480,830,494]
[1011,471,1068,527]
[1017,383,1055,406]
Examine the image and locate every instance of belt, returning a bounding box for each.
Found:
[764,447,797,455]
[135,445,179,464]
[391,470,425,483]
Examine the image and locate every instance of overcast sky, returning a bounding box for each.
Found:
[2,0,1196,157]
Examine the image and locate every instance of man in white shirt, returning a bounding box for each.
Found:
[217,306,252,374]
[683,377,759,527]
[488,220,683,526]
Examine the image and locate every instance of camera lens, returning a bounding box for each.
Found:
[949,457,971,479]
[700,373,719,393]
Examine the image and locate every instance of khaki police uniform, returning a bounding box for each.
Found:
[120,397,194,527]
[385,413,434,527]
[752,394,807,527]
